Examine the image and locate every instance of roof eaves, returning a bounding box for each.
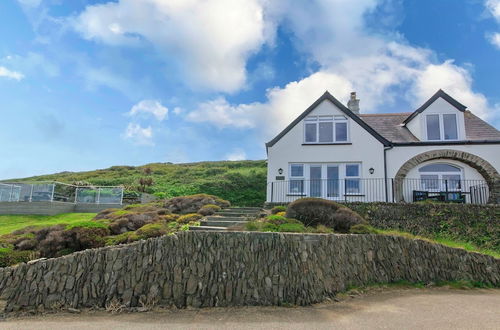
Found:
[403,89,467,125]
[265,91,391,150]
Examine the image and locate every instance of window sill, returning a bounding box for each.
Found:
[344,194,365,197]
[302,143,352,146]
[286,194,307,196]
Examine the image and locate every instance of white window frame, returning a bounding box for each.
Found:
[303,115,349,144]
[418,163,463,191]
[287,163,362,198]
[288,164,305,195]
[424,113,459,141]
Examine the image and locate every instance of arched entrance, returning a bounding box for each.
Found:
[394,149,500,204]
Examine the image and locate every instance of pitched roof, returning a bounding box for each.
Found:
[463,111,500,140]
[265,91,391,148]
[358,113,418,143]
[402,89,467,124]
[265,90,500,149]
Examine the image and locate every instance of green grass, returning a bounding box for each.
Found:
[0,213,97,235]
[376,228,500,259]
[3,160,267,207]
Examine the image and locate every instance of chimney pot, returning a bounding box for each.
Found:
[347,91,360,114]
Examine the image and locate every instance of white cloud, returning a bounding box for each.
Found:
[73,0,275,92]
[0,66,24,81]
[225,148,247,161]
[187,0,498,137]
[486,0,500,48]
[172,107,183,115]
[129,100,168,121]
[486,0,500,20]
[123,123,153,145]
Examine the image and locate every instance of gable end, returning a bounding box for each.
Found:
[265,91,390,149]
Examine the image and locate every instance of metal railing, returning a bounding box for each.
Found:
[0,182,124,204]
[267,178,490,204]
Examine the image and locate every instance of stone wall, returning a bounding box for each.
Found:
[0,231,498,313]
[346,202,499,251]
[0,202,122,215]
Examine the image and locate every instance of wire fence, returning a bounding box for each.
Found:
[0,182,124,204]
[267,178,490,205]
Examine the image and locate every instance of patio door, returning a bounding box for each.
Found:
[326,165,340,199]
[309,165,322,197]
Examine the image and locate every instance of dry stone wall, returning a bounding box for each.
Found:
[0,231,498,313]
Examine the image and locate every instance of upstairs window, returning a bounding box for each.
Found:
[304,116,348,143]
[425,114,458,141]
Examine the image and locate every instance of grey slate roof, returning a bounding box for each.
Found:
[358,111,500,143]
[358,113,418,143]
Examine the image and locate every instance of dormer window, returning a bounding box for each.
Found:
[425,113,458,141]
[304,115,348,144]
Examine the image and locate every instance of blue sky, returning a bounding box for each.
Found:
[1,0,499,179]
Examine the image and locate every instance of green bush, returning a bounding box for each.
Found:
[314,225,334,234]
[176,213,203,224]
[266,215,288,225]
[198,204,221,216]
[105,232,139,246]
[286,198,366,233]
[66,221,109,230]
[278,223,305,233]
[0,248,36,267]
[271,206,287,214]
[350,224,378,234]
[136,223,167,239]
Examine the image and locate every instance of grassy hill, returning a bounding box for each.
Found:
[8,160,267,206]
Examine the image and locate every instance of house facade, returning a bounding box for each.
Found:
[265,90,500,204]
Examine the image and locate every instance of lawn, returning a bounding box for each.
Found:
[0,213,97,235]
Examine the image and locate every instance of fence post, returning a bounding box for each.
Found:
[50,183,55,202]
[120,188,124,205]
[445,179,449,202]
[391,178,395,203]
[97,188,101,204]
[74,188,78,204]
[29,184,34,202]
[9,184,13,202]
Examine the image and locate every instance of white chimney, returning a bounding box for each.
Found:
[347,92,360,114]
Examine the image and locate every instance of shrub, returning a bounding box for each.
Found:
[198,204,221,216]
[266,215,288,225]
[350,224,378,234]
[105,232,139,246]
[177,213,203,224]
[286,198,366,233]
[136,223,167,239]
[278,223,305,233]
[0,248,36,267]
[66,221,109,230]
[315,225,334,234]
[271,206,287,214]
[38,226,109,258]
[161,214,180,222]
[275,211,286,217]
[163,194,230,214]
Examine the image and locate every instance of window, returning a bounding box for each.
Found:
[419,163,462,191]
[289,164,304,194]
[303,115,348,143]
[425,114,458,141]
[345,164,361,194]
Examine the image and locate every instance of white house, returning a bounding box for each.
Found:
[265,90,500,204]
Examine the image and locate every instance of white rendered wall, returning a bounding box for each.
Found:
[266,99,385,202]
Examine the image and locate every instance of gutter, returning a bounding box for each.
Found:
[393,140,500,146]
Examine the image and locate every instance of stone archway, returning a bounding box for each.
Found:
[394,149,500,204]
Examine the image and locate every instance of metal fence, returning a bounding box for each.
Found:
[0,182,124,204]
[267,178,490,205]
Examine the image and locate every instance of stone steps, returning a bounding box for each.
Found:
[189,206,261,232]
[200,220,247,228]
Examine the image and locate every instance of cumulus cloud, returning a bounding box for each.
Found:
[128,100,168,121]
[73,0,274,92]
[225,148,247,161]
[123,123,153,145]
[187,0,498,138]
[0,66,24,81]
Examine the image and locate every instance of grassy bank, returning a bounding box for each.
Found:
[0,213,97,235]
[5,160,267,206]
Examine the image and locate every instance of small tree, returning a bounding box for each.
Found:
[138,177,154,192]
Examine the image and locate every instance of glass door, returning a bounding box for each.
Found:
[326,165,339,199]
[309,165,322,197]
